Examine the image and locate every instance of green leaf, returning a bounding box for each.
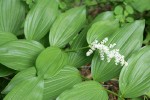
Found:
[0,0,25,35]
[119,46,150,98]
[124,10,129,17]
[0,40,44,70]
[58,1,67,10]
[68,11,115,68]
[36,47,68,79]
[25,0,38,8]
[0,32,17,45]
[114,5,123,15]
[125,5,134,14]
[24,0,58,40]
[115,15,125,23]
[4,77,44,100]
[87,20,119,44]
[44,66,82,100]
[92,11,115,23]
[68,29,91,68]
[126,17,134,23]
[125,0,150,12]
[92,20,145,82]
[49,6,86,48]
[2,67,36,94]
[56,81,108,100]
[0,64,14,77]
[84,0,97,6]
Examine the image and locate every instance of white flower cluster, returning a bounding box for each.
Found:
[86,37,128,66]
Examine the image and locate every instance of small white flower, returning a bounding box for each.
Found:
[109,43,116,48]
[124,62,128,66]
[86,49,93,56]
[86,37,128,66]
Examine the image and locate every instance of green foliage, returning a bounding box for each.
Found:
[125,0,150,12]
[68,11,115,68]
[2,67,36,94]
[114,4,135,23]
[2,66,82,100]
[114,5,123,15]
[36,47,68,79]
[119,46,150,98]
[91,20,145,82]
[0,32,17,46]
[68,29,91,68]
[4,77,44,100]
[49,6,86,48]
[24,0,58,40]
[0,0,25,35]
[0,40,44,70]
[43,66,82,100]
[57,81,108,100]
[87,20,119,44]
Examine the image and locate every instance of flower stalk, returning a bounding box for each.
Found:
[65,46,89,52]
[105,89,125,100]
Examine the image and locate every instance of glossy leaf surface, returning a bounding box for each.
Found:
[57,81,108,100]
[4,77,44,100]
[24,0,58,40]
[0,32,17,45]
[36,47,68,79]
[44,66,82,100]
[49,6,86,48]
[2,67,36,94]
[0,40,44,70]
[0,0,25,35]
[125,0,150,12]
[119,46,150,98]
[87,20,119,44]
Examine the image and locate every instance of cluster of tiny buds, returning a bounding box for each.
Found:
[86,37,128,66]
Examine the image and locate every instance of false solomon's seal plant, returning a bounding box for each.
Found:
[86,38,128,66]
[0,0,149,100]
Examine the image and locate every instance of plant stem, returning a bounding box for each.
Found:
[144,95,149,100]
[81,76,91,81]
[65,46,89,52]
[105,89,125,100]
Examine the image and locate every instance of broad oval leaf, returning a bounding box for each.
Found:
[87,20,119,44]
[0,32,17,45]
[56,81,108,100]
[91,20,145,82]
[0,40,44,70]
[92,11,115,23]
[125,0,150,12]
[49,6,86,48]
[68,11,115,68]
[4,77,44,100]
[24,0,58,40]
[0,0,25,35]
[68,29,91,68]
[36,47,68,79]
[0,64,14,77]
[119,46,150,98]
[2,67,36,94]
[44,66,82,100]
